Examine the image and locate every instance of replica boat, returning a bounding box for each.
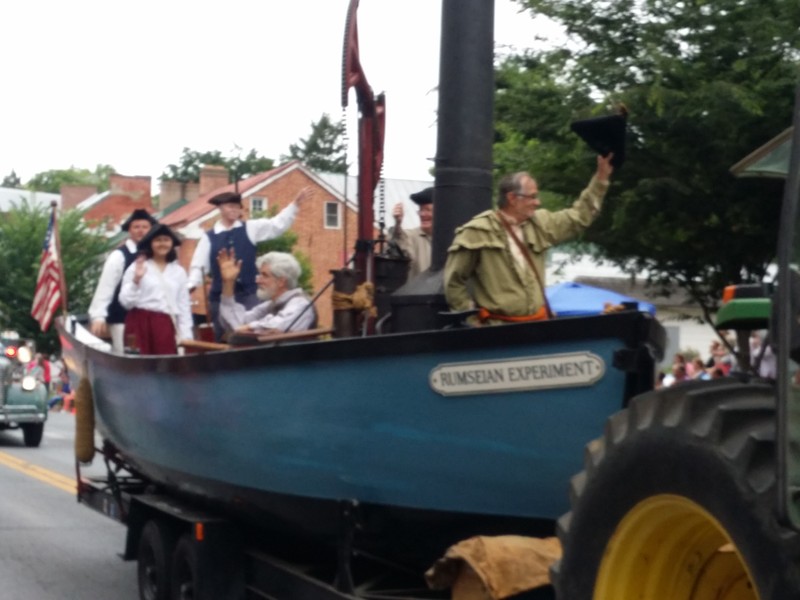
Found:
[57,309,664,569]
[56,0,665,575]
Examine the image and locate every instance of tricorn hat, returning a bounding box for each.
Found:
[137,223,182,252]
[121,208,157,232]
[570,110,627,169]
[410,187,434,206]
[208,191,243,206]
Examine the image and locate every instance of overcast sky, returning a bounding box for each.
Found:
[2,1,563,187]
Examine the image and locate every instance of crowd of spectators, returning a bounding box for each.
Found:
[658,331,776,388]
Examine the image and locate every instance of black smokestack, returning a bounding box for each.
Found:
[389,0,495,332]
[432,0,495,270]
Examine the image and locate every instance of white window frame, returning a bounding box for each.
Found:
[250,196,267,214]
[324,201,341,229]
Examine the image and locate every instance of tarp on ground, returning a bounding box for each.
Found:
[546,281,657,317]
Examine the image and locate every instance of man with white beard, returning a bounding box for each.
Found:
[216,248,316,337]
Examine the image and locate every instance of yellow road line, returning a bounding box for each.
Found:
[0,451,76,494]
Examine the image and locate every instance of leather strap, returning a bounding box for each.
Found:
[496,211,554,319]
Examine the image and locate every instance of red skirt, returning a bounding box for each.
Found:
[124,308,177,355]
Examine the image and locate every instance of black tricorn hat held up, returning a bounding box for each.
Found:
[410,187,434,206]
[121,208,157,231]
[137,223,182,252]
[570,108,627,170]
[208,191,243,206]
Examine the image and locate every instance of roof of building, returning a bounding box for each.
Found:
[573,275,696,309]
[75,190,110,211]
[0,188,61,212]
[161,161,435,237]
[156,198,188,219]
[546,251,697,310]
[161,161,303,230]
[316,173,433,229]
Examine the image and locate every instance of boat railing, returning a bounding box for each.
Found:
[180,327,335,354]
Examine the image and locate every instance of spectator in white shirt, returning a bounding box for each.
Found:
[217,248,316,338]
[88,209,157,352]
[119,224,194,355]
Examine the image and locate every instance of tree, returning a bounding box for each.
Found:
[282,113,347,174]
[494,51,595,200]
[2,170,21,188]
[25,164,116,194]
[161,148,227,183]
[0,202,110,353]
[495,0,800,323]
[161,148,274,183]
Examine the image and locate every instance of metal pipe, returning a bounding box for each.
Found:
[431,0,496,271]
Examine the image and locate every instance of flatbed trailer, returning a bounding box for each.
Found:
[77,448,461,600]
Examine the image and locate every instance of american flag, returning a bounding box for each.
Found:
[31,209,63,332]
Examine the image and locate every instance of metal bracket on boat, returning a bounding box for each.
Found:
[438,309,480,329]
[613,347,652,372]
[333,499,360,594]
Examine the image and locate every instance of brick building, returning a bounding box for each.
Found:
[63,174,153,232]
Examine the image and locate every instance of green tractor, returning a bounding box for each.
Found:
[0,333,48,447]
[554,92,800,598]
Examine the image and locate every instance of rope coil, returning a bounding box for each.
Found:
[332,282,378,317]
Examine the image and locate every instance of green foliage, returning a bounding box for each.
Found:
[282,113,347,174]
[25,164,116,194]
[161,148,275,183]
[0,202,110,353]
[162,149,226,182]
[2,170,21,188]
[494,51,595,197]
[253,207,313,293]
[230,148,275,180]
[496,0,800,322]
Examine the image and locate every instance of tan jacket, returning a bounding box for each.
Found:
[391,226,432,278]
[444,176,609,319]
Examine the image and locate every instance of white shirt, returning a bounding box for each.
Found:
[219,288,315,333]
[119,260,195,341]
[88,239,138,321]
[187,204,298,290]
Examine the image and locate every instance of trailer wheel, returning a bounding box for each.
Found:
[553,380,800,599]
[138,519,177,600]
[170,534,199,600]
[21,423,43,447]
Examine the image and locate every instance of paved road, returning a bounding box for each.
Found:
[0,412,138,600]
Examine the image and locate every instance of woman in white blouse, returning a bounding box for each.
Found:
[119,224,194,355]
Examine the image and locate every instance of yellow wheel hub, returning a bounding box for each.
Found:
[594,494,759,599]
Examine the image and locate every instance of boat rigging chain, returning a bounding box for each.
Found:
[341,106,350,267]
[377,170,386,253]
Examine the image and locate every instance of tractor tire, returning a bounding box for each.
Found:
[138,519,177,600]
[553,378,800,600]
[22,423,44,447]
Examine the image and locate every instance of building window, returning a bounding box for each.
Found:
[325,201,341,229]
[250,196,266,214]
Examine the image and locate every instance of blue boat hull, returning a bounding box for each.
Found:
[59,312,664,565]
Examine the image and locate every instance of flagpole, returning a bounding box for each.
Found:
[50,200,69,317]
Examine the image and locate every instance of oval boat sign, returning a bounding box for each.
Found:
[429,352,605,396]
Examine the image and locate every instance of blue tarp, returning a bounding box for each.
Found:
[545,281,657,317]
